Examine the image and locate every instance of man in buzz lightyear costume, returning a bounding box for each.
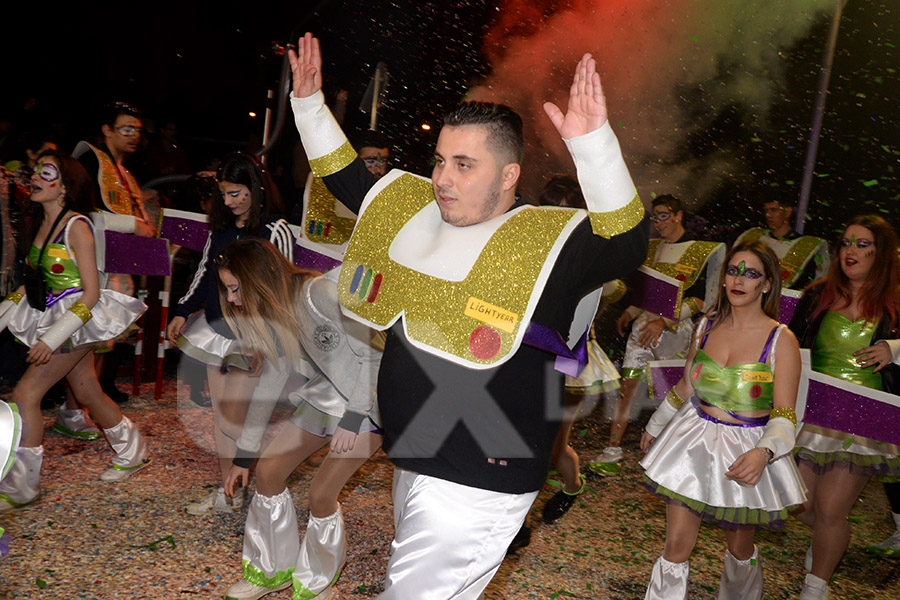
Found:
[287,33,649,599]
[733,198,829,289]
[591,194,725,473]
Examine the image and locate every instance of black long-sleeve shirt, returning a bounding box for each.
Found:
[325,160,650,493]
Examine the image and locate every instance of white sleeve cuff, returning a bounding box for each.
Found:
[92,211,136,234]
[291,90,352,167]
[756,416,796,459]
[39,310,87,352]
[645,398,679,438]
[563,122,637,214]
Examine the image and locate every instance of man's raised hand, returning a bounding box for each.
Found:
[288,32,323,99]
[543,53,608,139]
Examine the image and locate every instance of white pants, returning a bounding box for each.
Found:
[378,469,537,600]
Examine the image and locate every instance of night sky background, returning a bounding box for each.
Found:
[2,0,897,243]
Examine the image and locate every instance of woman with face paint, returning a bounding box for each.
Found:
[211,239,382,600]
[0,150,150,511]
[640,239,805,600]
[788,214,900,600]
[165,152,295,516]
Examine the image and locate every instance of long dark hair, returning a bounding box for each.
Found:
[810,214,900,324]
[208,152,283,232]
[27,150,96,245]
[708,239,782,322]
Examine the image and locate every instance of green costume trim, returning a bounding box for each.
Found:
[622,367,645,380]
[109,458,151,471]
[644,475,795,528]
[292,569,343,600]
[241,559,294,589]
[50,422,102,441]
[68,301,93,324]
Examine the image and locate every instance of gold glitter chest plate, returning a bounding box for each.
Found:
[645,239,722,289]
[303,176,356,245]
[90,144,140,215]
[337,173,581,368]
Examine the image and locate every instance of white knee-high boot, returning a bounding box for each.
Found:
[717,546,762,600]
[0,446,43,511]
[798,573,831,600]
[645,556,689,600]
[100,416,150,481]
[53,407,101,440]
[293,504,346,598]
[241,488,300,589]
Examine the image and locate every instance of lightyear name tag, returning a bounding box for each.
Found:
[741,371,773,383]
[465,297,519,334]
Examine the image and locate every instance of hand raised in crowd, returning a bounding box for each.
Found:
[288,32,323,99]
[543,53,609,140]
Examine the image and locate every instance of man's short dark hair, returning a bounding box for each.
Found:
[442,102,524,165]
[99,101,141,129]
[351,129,390,152]
[651,194,684,215]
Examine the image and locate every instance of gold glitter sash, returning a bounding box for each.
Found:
[737,228,827,288]
[644,239,723,291]
[337,172,583,369]
[84,143,141,216]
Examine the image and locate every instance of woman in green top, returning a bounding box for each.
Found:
[789,214,900,600]
[640,240,803,600]
[0,151,149,513]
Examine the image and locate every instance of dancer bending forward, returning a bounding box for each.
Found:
[0,150,149,512]
[640,240,805,600]
[214,239,382,600]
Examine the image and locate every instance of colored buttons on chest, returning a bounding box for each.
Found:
[469,326,502,360]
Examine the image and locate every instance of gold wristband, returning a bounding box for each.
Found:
[68,301,93,324]
[769,406,797,426]
[5,292,23,305]
[665,388,685,409]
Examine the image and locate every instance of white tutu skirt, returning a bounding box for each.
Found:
[8,290,145,350]
[176,312,251,370]
[565,339,621,393]
[640,402,807,529]
[795,424,900,477]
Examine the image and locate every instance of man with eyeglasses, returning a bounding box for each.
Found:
[65,102,157,408]
[733,199,828,289]
[590,194,725,474]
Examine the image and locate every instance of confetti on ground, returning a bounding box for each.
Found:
[0,368,898,599]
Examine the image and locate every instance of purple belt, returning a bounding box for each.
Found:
[46,287,83,308]
[691,395,769,428]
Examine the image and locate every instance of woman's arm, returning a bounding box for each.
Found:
[640,316,704,451]
[726,327,801,485]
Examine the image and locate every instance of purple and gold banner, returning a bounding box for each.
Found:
[295,244,342,273]
[159,209,210,252]
[104,231,171,276]
[778,289,801,325]
[648,359,685,400]
[800,370,900,446]
[626,266,682,320]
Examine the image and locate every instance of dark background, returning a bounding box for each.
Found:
[1,0,897,242]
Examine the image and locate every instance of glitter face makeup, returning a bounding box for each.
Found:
[34,162,60,182]
[725,261,764,280]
